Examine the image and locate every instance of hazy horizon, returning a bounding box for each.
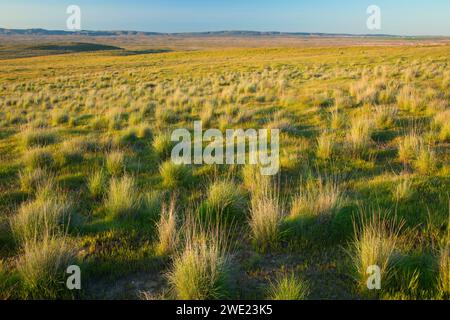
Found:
[0,0,450,36]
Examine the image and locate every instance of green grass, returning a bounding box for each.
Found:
[16,236,76,299]
[267,273,310,300]
[0,43,448,300]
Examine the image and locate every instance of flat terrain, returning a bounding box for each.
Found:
[0,40,448,300]
[1,34,449,50]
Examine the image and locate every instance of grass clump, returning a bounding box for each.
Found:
[23,148,55,170]
[106,151,125,176]
[159,161,192,189]
[136,123,153,139]
[153,133,174,160]
[414,147,437,175]
[17,236,76,299]
[249,178,284,252]
[374,105,397,129]
[200,180,246,222]
[290,177,344,219]
[432,110,449,142]
[18,168,53,193]
[56,139,84,166]
[267,273,310,300]
[21,129,57,148]
[104,175,141,218]
[0,260,14,299]
[346,117,373,157]
[10,192,73,244]
[242,164,270,196]
[87,169,107,199]
[349,210,403,294]
[397,132,422,165]
[52,111,69,125]
[393,175,413,202]
[316,132,335,160]
[155,198,178,256]
[167,221,230,300]
[437,245,449,299]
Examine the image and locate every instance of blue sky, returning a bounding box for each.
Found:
[0,0,449,36]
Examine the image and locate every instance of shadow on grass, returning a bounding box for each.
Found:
[281,205,357,251]
[113,49,172,56]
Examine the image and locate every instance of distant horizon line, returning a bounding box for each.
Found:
[1,27,450,38]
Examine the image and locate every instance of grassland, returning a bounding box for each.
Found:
[0,42,448,300]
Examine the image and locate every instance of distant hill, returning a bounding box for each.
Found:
[0,28,162,37]
[0,42,124,59]
[28,42,122,52]
[0,28,408,38]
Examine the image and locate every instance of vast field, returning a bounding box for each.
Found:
[0,41,449,300]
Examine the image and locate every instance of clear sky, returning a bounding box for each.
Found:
[0,0,449,36]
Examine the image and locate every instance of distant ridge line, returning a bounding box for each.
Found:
[0,28,445,38]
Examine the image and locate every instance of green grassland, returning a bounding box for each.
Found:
[0,44,449,300]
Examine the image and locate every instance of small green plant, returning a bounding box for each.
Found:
[349,209,403,295]
[159,161,192,189]
[155,198,178,256]
[249,178,283,252]
[167,221,230,300]
[290,177,344,218]
[22,129,57,148]
[393,175,413,202]
[16,236,76,299]
[23,148,55,170]
[18,168,53,193]
[414,146,437,175]
[200,180,246,222]
[267,273,310,300]
[10,193,73,244]
[437,245,449,299]
[346,117,373,157]
[104,175,141,218]
[398,132,422,165]
[106,151,125,176]
[153,133,174,160]
[87,169,107,199]
[316,132,335,160]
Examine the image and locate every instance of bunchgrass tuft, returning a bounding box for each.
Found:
[87,169,107,199]
[437,245,449,299]
[267,273,310,300]
[104,175,141,218]
[23,148,55,171]
[349,209,403,294]
[155,198,178,256]
[17,236,76,299]
[393,175,413,202]
[153,133,174,160]
[414,146,437,175]
[18,168,54,193]
[167,218,231,300]
[159,161,192,189]
[398,132,422,165]
[316,132,335,160]
[249,178,284,252]
[346,116,373,157]
[290,177,344,219]
[106,150,125,176]
[10,192,73,244]
[201,180,246,222]
[21,128,57,148]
